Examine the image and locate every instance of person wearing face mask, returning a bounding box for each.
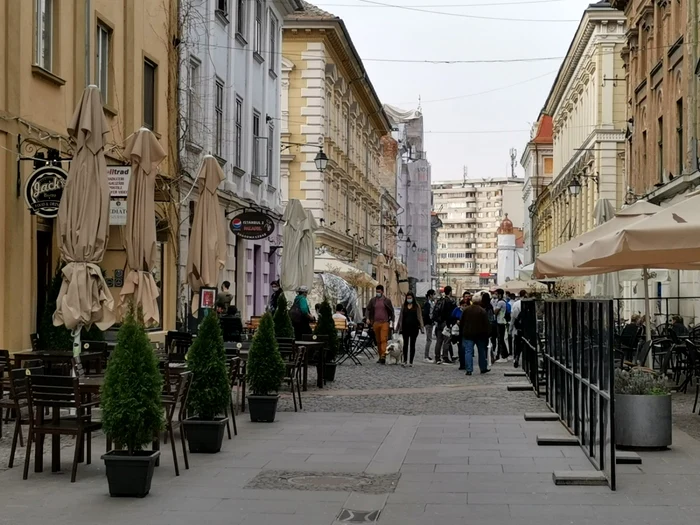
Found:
[267,280,282,313]
[366,285,395,364]
[396,292,424,367]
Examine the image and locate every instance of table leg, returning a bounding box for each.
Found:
[241,376,246,413]
[34,408,43,473]
[302,352,308,392]
[317,348,325,389]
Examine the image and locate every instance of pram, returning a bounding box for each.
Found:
[337,322,377,365]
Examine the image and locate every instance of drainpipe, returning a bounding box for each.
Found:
[85,0,91,86]
[689,0,698,173]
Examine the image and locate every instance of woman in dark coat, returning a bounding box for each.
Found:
[396,291,425,367]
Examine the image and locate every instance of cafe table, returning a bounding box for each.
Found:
[14,351,103,374]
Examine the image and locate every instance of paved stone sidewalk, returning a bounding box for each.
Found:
[2,410,700,525]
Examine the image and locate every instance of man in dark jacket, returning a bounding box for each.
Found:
[366,285,395,364]
[422,289,436,362]
[460,293,491,375]
[433,286,457,364]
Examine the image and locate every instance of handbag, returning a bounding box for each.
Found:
[442,325,451,337]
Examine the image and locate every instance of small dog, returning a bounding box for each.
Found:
[386,335,404,365]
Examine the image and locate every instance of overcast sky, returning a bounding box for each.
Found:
[314,0,596,181]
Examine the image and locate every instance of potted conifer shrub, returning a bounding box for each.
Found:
[614,368,672,449]
[183,309,231,453]
[273,292,294,339]
[247,312,286,422]
[101,305,163,498]
[314,299,339,381]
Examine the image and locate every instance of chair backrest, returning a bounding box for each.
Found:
[293,346,306,376]
[0,349,11,377]
[22,359,44,370]
[277,337,295,346]
[8,366,43,403]
[175,371,194,422]
[301,334,327,343]
[334,318,348,331]
[81,340,108,354]
[228,357,242,388]
[26,375,80,411]
[167,333,192,363]
[30,333,40,351]
[634,340,653,367]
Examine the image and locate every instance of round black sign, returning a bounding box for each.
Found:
[229,211,275,240]
[24,166,68,218]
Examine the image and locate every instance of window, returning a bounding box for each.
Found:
[187,59,200,142]
[236,0,246,37]
[269,14,278,73]
[642,130,648,168]
[214,78,224,158]
[252,112,261,177]
[143,59,157,130]
[254,0,263,55]
[657,116,664,183]
[217,0,228,15]
[235,96,243,167]
[325,92,331,137]
[677,98,683,175]
[35,0,54,70]
[96,23,111,102]
[267,123,274,179]
[543,157,553,174]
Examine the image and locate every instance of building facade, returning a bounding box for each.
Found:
[544,2,627,250]
[384,104,433,294]
[281,3,395,285]
[520,113,554,264]
[611,0,696,204]
[432,178,524,291]
[178,0,303,322]
[0,0,178,349]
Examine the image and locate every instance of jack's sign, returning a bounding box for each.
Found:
[24,166,68,218]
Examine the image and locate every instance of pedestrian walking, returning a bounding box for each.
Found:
[422,289,436,363]
[491,288,510,363]
[454,299,469,370]
[366,284,395,365]
[433,286,457,364]
[460,293,491,375]
[510,290,528,368]
[267,280,282,313]
[396,292,424,367]
[289,286,315,341]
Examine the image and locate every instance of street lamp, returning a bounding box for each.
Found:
[568,175,582,196]
[411,242,417,252]
[314,148,328,172]
[397,227,404,240]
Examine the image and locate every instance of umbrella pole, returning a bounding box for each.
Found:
[72,326,82,359]
[643,268,651,343]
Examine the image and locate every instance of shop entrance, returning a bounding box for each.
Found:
[36,228,53,331]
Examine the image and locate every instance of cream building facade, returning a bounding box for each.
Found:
[545,2,627,249]
[281,3,396,287]
[0,0,178,349]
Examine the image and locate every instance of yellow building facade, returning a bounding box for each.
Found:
[281,5,395,288]
[0,0,178,349]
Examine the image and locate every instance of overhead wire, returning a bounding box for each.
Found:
[317,0,566,7]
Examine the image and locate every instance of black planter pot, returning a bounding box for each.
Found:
[182,417,228,453]
[324,362,337,382]
[102,450,160,498]
[248,394,280,422]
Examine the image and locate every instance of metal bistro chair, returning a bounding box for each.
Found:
[23,375,102,483]
[166,332,193,363]
[284,346,305,412]
[224,357,241,439]
[162,371,193,476]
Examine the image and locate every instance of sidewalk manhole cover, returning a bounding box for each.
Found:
[244,470,400,494]
[337,509,381,522]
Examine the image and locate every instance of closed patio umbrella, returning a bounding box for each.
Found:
[53,85,115,354]
[589,199,621,298]
[119,128,166,326]
[186,156,226,314]
[280,199,318,293]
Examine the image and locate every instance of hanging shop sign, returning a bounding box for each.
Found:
[24,166,68,218]
[229,211,275,240]
[110,199,127,225]
[107,166,131,198]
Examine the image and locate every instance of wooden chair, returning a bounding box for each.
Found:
[249,317,262,332]
[284,347,305,412]
[166,332,192,363]
[224,357,241,439]
[23,375,102,482]
[162,371,193,476]
[30,334,40,351]
[1,367,43,467]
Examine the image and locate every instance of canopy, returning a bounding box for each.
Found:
[532,200,661,278]
[314,252,377,288]
[186,156,226,314]
[501,280,548,293]
[119,128,166,326]
[54,85,115,346]
[572,191,700,270]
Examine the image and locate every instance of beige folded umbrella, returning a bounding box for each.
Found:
[119,128,166,326]
[280,199,309,293]
[186,156,226,314]
[532,200,660,278]
[572,191,700,342]
[54,85,115,353]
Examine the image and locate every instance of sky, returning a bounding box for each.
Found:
[313,0,597,181]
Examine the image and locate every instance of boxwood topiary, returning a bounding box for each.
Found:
[246,312,285,396]
[313,299,339,363]
[273,292,294,339]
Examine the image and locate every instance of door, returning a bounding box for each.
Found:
[36,230,53,331]
[253,245,261,315]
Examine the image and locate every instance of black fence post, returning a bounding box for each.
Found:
[520,299,543,397]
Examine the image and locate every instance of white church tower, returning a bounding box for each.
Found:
[497,214,517,285]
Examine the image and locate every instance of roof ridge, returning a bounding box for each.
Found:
[287,1,338,19]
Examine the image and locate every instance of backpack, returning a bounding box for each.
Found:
[487,307,496,324]
[434,297,446,323]
[422,300,432,324]
[504,301,512,323]
[289,297,304,324]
